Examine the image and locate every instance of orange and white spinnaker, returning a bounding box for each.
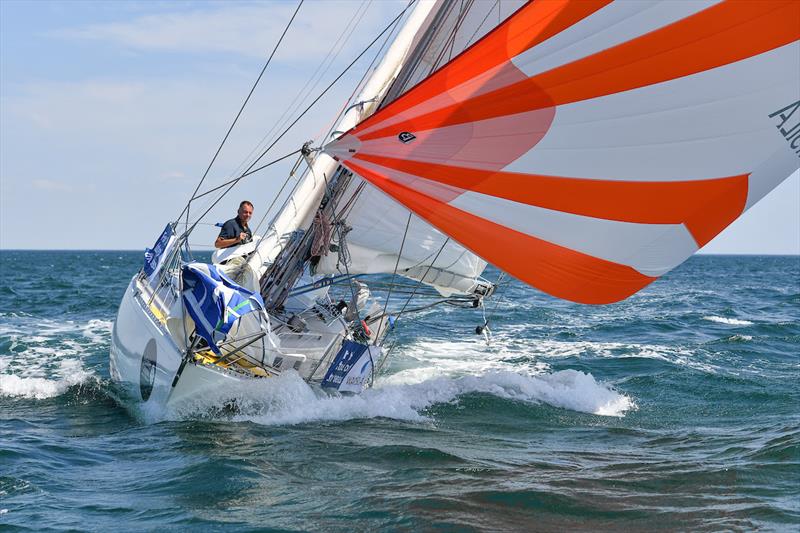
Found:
[325,0,800,304]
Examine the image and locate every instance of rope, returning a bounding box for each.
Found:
[374,237,450,372]
[183,149,301,237]
[180,0,304,224]
[235,0,374,181]
[222,0,418,188]
[481,271,507,332]
[464,0,499,48]
[378,211,413,333]
[250,152,306,238]
[316,1,405,143]
[318,170,364,327]
[394,237,450,321]
[427,0,475,75]
[181,0,416,238]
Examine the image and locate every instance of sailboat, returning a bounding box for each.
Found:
[109,0,800,412]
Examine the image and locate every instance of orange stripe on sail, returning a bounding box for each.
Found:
[352,0,610,134]
[359,0,800,140]
[344,159,657,305]
[352,154,749,247]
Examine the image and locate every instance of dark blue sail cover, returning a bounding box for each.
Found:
[181,263,264,354]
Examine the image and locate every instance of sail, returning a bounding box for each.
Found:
[326,0,800,304]
[240,0,438,293]
[314,175,488,295]
[315,0,530,294]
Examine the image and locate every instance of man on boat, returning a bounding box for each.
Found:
[215,201,254,249]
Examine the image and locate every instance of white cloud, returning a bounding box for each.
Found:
[33,179,73,192]
[55,1,405,60]
[162,170,188,180]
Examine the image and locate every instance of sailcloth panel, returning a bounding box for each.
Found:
[326,0,800,304]
[314,0,520,293]
[314,176,487,294]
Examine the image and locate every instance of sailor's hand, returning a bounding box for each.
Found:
[238,232,246,243]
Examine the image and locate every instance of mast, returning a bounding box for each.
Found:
[311,0,517,297]
[237,0,438,294]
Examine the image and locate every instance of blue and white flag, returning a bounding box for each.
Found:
[181,263,265,354]
[144,224,177,287]
[321,340,378,393]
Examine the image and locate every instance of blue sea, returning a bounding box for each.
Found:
[1,251,798,531]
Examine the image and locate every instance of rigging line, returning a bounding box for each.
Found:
[464,0,498,47]
[184,149,301,236]
[236,0,373,181]
[180,0,304,224]
[483,271,507,326]
[369,297,469,324]
[378,211,413,333]
[318,169,364,326]
[364,281,445,294]
[336,180,367,220]
[387,236,450,279]
[394,237,451,322]
[318,0,405,142]
[275,0,374,146]
[375,231,448,366]
[250,157,307,241]
[446,0,475,62]
[229,149,312,280]
[249,152,305,238]
[428,0,473,75]
[232,0,417,182]
[195,0,408,246]
[188,149,301,204]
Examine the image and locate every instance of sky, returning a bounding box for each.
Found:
[1,0,798,254]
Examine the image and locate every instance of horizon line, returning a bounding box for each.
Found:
[1,248,798,257]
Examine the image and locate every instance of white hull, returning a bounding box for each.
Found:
[110,273,383,413]
[110,278,187,409]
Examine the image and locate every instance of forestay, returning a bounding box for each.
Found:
[326,0,800,304]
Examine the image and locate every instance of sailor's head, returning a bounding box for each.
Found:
[238,200,253,224]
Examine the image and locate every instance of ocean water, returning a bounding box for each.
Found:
[0,251,798,531]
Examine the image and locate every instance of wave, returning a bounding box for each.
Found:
[0,317,109,400]
[0,359,94,400]
[703,316,754,326]
[163,368,635,425]
[414,334,722,375]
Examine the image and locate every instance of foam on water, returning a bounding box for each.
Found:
[394,333,722,377]
[163,366,634,426]
[390,338,552,383]
[0,360,93,400]
[0,318,109,399]
[703,316,754,326]
[516,333,726,374]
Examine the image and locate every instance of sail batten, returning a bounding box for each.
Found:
[325,0,800,304]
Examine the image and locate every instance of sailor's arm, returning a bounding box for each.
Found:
[214,233,247,249]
